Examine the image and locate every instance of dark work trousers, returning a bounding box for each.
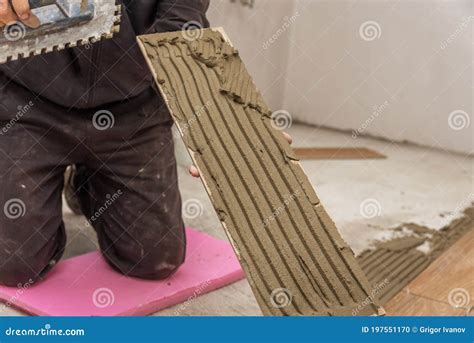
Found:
[0,78,186,287]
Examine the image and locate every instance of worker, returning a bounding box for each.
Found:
[0,0,291,287]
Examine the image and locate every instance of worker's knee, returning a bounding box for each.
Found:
[0,216,65,287]
[146,255,185,280]
[0,253,46,287]
[131,242,186,280]
[105,238,186,280]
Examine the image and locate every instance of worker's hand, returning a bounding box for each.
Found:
[0,0,40,29]
[189,132,293,178]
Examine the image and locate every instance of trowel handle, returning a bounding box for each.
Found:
[28,0,56,9]
[27,1,88,13]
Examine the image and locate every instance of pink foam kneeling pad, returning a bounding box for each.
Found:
[0,228,245,316]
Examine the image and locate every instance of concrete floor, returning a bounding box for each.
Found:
[1,123,472,316]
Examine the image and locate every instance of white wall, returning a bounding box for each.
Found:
[283,0,473,154]
[207,0,295,109]
[208,0,473,154]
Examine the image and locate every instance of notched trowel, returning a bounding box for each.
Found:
[0,0,121,64]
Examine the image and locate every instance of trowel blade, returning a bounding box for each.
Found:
[0,0,121,64]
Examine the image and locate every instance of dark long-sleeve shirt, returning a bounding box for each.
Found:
[0,0,210,109]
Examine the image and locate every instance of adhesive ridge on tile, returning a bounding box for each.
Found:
[137,28,382,316]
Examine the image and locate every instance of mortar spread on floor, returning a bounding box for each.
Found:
[357,205,473,304]
[137,28,382,316]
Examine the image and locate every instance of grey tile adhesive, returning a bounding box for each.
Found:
[137,28,383,316]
